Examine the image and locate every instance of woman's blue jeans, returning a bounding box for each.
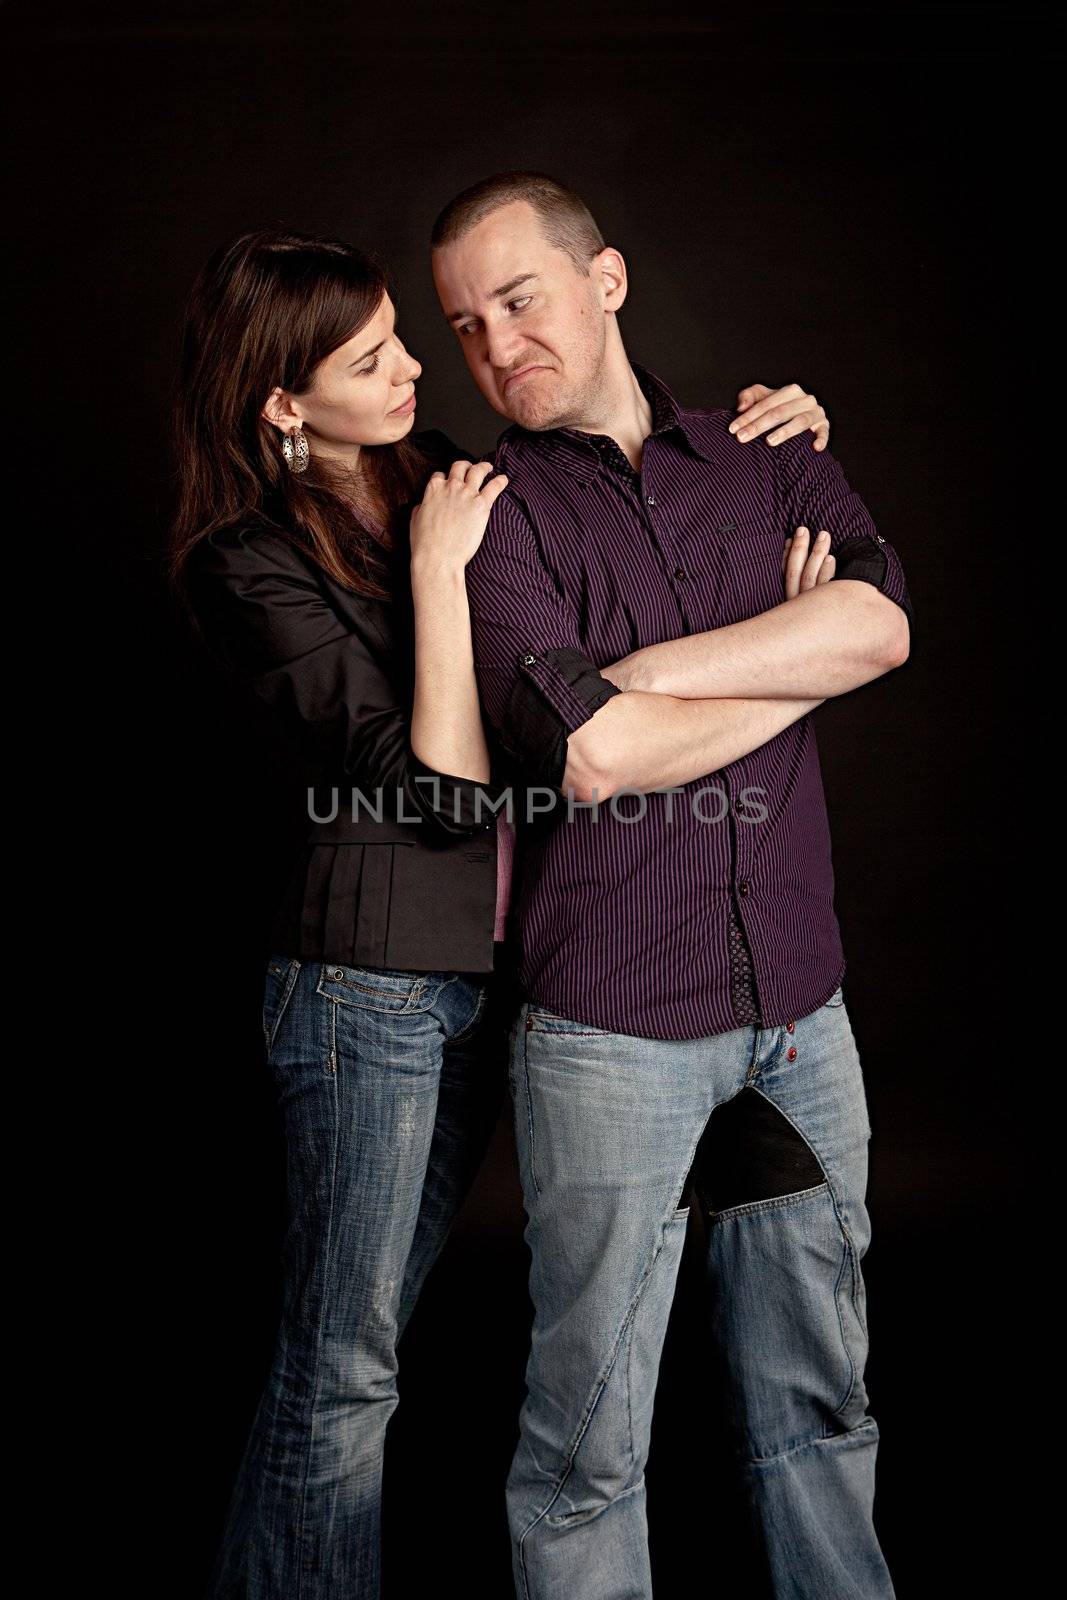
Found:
[206,952,511,1600]
[505,984,896,1600]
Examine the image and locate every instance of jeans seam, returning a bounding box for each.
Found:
[516,1218,672,1554]
[707,1180,829,1226]
[295,1009,341,1600]
[727,1084,862,1418]
[518,1019,541,1198]
[830,1219,865,1419]
[746,1415,878,1467]
[266,958,303,1057]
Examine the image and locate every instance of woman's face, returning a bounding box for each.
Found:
[287,293,423,460]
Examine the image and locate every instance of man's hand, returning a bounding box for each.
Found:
[729,382,829,451]
[782,525,835,599]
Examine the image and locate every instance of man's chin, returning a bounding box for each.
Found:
[501,392,566,433]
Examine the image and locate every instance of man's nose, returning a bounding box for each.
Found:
[484,320,526,372]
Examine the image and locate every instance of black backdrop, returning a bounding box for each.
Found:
[17,3,1043,1594]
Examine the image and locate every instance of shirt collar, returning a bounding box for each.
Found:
[498,361,715,482]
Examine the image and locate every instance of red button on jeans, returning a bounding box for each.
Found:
[786,1046,798,1061]
[786,1021,795,1033]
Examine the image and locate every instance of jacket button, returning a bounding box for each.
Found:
[786,1046,798,1061]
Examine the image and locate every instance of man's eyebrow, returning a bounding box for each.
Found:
[348,310,398,366]
[447,273,539,325]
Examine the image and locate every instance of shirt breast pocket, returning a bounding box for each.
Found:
[715,520,788,622]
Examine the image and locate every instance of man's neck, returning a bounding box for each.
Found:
[570,346,653,473]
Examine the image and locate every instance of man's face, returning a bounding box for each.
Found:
[432,200,610,431]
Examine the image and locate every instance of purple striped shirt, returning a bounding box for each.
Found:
[464,364,913,1040]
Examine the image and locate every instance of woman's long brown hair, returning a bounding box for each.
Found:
[167,227,430,604]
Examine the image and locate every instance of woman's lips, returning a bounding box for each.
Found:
[389,393,416,416]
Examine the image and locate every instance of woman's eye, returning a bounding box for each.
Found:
[508,297,533,312]
[359,356,380,375]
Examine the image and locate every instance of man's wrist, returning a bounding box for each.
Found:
[604,650,655,694]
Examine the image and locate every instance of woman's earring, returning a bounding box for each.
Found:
[281,426,310,473]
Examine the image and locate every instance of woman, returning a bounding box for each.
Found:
[168,226,834,1599]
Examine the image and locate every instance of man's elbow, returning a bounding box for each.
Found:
[858,586,910,672]
[880,600,911,670]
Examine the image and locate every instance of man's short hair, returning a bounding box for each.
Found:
[430,171,605,275]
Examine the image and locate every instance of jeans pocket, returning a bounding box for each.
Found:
[525,1005,612,1038]
[263,956,302,1054]
[448,983,489,1045]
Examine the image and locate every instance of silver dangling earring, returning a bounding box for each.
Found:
[281,426,309,474]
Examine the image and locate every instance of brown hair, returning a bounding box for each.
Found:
[430,171,605,274]
[167,227,429,604]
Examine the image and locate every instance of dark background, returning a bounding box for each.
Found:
[17,2,1043,1593]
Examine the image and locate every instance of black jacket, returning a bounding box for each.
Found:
[183,431,513,974]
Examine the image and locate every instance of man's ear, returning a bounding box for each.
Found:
[261,385,301,434]
[594,247,628,313]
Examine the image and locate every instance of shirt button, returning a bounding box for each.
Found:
[875,534,886,543]
[786,1021,795,1034]
[521,653,536,666]
[647,494,656,506]
[738,881,750,896]
[786,1046,798,1061]
[674,566,686,580]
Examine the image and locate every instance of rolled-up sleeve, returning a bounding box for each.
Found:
[772,430,915,644]
[185,526,505,836]
[464,494,623,792]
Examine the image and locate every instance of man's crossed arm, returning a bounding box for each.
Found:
[464,434,913,805]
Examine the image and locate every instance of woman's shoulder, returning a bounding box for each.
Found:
[186,516,314,582]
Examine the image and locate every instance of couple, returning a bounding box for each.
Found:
[171,170,912,1600]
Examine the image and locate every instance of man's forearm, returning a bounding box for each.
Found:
[562,690,822,802]
[605,581,908,701]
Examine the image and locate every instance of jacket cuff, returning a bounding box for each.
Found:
[833,534,915,638]
[407,751,507,835]
[501,646,623,791]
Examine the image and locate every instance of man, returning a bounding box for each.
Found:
[431,171,911,1600]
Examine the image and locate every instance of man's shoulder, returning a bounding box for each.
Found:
[675,400,741,451]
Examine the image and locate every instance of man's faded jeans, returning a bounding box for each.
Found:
[505,983,895,1600]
